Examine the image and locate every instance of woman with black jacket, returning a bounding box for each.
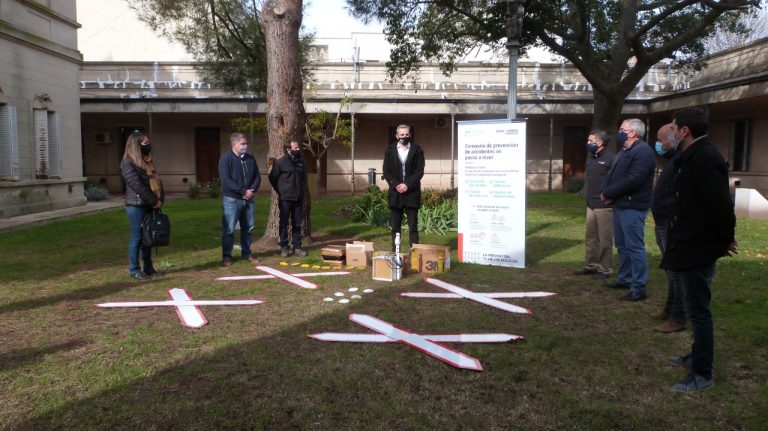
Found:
[120,131,165,280]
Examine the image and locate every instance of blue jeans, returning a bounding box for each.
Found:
[613,207,648,294]
[278,199,303,248]
[222,196,254,259]
[655,224,686,324]
[126,205,153,275]
[671,264,716,379]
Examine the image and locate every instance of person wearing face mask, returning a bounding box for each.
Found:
[574,130,615,280]
[269,140,308,257]
[382,124,425,252]
[600,118,656,301]
[219,132,261,266]
[662,108,737,393]
[650,123,686,333]
[120,131,165,280]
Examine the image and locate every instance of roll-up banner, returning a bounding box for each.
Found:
[457,119,526,269]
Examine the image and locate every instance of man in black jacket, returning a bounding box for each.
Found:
[269,140,307,257]
[662,108,737,393]
[574,129,614,280]
[600,118,656,301]
[219,132,261,266]
[382,124,425,252]
[651,123,686,333]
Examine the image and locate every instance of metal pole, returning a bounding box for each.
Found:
[507,47,518,120]
[548,115,554,192]
[505,1,524,120]
[450,112,456,189]
[351,112,356,194]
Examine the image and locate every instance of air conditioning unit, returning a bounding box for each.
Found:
[94,131,112,145]
[435,116,449,129]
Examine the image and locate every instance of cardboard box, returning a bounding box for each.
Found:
[410,244,450,274]
[372,251,409,281]
[321,244,346,265]
[346,241,374,267]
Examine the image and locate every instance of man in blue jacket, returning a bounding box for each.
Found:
[600,118,656,301]
[219,132,261,266]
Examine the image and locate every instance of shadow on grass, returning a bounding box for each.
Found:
[0,279,145,315]
[0,339,88,372]
[525,237,582,266]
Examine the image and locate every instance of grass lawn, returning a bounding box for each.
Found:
[1,192,766,430]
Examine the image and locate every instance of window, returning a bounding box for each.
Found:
[728,119,750,172]
[33,109,62,179]
[0,105,20,181]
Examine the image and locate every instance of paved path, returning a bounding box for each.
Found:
[0,199,124,232]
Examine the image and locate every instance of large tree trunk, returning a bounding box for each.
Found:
[591,91,625,150]
[256,0,306,249]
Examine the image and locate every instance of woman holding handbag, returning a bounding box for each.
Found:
[121,131,165,280]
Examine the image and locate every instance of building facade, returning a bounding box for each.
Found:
[78,38,768,198]
[0,0,85,218]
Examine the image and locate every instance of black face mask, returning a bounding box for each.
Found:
[140,144,151,155]
[291,149,301,157]
[398,137,411,146]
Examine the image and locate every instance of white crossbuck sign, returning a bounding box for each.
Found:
[96,288,263,328]
[216,271,350,282]
[253,266,319,289]
[400,277,557,314]
[309,313,523,371]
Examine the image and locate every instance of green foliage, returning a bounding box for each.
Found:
[230,116,267,136]
[414,198,457,235]
[126,0,314,95]
[84,185,109,201]
[204,177,221,198]
[345,187,458,234]
[187,182,201,199]
[345,186,390,227]
[565,176,585,193]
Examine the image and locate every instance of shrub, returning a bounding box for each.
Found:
[413,198,457,234]
[188,183,201,199]
[85,185,109,201]
[565,176,585,193]
[205,177,221,198]
[351,187,389,227]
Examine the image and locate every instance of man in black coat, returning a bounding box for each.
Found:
[382,124,425,252]
[269,140,308,258]
[662,108,737,393]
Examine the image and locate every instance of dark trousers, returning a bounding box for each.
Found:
[655,224,686,324]
[390,206,419,251]
[279,199,303,249]
[672,264,716,379]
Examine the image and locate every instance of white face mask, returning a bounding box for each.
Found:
[666,131,680,151]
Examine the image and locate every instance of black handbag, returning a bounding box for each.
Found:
[141,209,171,247]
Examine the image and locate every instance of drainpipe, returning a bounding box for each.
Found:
[450,113,456,189]
[351,112,356,194]
[548,115,554,192]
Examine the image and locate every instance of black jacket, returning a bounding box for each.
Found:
[121,158,164,208]
[651,150,679,226]
[661,137,735,270]
[601,139,656,210]
[585,147,614,209]
[218,151,261,199]
[382,142,425,209]
[269,153,306,201]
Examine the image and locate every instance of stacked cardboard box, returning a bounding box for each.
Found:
[346,241,374,267]
[410,244,451,274]
[321,245,346,265]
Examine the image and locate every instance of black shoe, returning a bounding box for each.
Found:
[222,257,233,266]
[591,272,610,280]
[604,281,630,289]
[574,269,596,276]
[143,270,164,278]
[294,248,308,257]
[672,372,713,393]
[620,291,647,302]
[667,355,693,370]
[130,272,149,281]
[280,247,291,258]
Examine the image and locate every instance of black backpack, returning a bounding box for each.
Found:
[141,209,171,247]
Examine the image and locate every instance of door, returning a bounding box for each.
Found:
[562,126,589,191]
[195,127,220,184]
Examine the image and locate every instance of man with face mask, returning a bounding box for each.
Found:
[269,140,308,257]
[651,123,686,333]
[600,118,656,301]
[219,132,261,266]
[574,130,615,280]
[383,124,425,252]
[662,108,737,393]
